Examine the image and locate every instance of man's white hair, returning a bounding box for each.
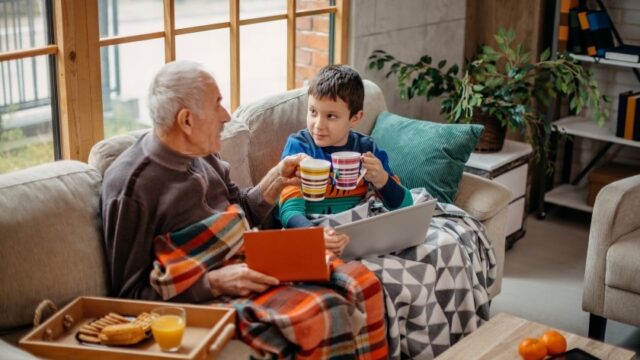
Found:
[147,60,214,132]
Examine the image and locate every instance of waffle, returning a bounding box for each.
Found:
[77,312,131,344]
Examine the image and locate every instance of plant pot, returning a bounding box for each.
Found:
[472,113,506,152]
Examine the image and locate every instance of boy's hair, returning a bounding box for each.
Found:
[308,65,364,117]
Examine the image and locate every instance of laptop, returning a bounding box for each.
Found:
[336,199,437,260]
[244,227,330,282]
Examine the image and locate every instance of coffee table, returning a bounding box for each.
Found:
[437,312,635,359]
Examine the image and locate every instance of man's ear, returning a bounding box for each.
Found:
[349,110,364,127]
[175,108,193,135]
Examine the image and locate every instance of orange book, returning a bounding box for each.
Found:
[624,94,640,140]
[244,227,330,282]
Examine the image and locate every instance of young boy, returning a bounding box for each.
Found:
[279,64,413,255]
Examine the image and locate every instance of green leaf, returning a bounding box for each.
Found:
[437,59,446,69]
[540,48,550,61]
[376,59,385,70]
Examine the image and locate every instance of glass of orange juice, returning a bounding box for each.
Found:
[150,306,186,352]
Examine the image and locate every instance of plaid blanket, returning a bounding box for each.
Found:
[232,257,388,359]
[150,205,388,359]
[150,205,247,300]
[310,189,497,359]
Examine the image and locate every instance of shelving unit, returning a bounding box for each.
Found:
[538,0,640,218]
[570,54,640,70]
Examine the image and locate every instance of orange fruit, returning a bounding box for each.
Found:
[518,337,548,360]
[540,330,567,355]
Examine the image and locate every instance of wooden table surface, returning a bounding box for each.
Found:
[436,312,636,360]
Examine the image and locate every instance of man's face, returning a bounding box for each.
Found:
[189,77,231,155]
[306,95,355,147]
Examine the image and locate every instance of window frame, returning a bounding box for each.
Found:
[0,0,350,163]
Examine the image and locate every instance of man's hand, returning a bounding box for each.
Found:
[278,153,309,186]
[207,263,279,297]
[259,153,310,204]
[324,226,350,255]
[361,152,389,189]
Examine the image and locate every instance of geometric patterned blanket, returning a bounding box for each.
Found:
[310,188,497,359]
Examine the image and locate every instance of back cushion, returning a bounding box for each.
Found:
[0,161,107,330]
[233,79,387,184]
[88,121,253,188]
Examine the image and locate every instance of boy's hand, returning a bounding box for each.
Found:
[323,226,350,255]
[361,152,389,189]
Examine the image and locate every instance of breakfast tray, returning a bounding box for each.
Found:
[19,296,236,360]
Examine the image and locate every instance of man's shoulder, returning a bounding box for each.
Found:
[102,141,155,200]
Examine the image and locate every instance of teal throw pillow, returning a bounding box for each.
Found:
[371,112,483,203]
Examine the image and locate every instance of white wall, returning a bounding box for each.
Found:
[348,0,467,122]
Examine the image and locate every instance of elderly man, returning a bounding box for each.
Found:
[102,61,388,358]
[101,60,304,302]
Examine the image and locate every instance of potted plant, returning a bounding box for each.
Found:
[368,27,610,159]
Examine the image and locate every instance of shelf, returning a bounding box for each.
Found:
[544,184,593,213]
[555,116,640,148]
[570,54,640,69]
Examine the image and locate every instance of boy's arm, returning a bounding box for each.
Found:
[279,185,313,228]
[372,145,413,210]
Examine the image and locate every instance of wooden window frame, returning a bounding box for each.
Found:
[0,0,349,163]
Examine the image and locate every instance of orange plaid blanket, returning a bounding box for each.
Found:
[151,206,388,358]
[233,256,388,359]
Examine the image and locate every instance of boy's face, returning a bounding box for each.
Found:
[307,95,362,147]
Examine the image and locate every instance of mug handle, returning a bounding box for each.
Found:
[356,168,367,184]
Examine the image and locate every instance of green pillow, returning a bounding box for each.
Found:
[371,112,483,203]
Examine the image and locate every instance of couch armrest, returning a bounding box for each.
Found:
[455,172,511,221]
[582,175,640,315]
[455,172,511,298]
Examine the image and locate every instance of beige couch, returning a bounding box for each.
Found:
[582,174,640,340]
[0,80,511,357]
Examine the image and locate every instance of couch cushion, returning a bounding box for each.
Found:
[0,161,107,330]
[88,122,253,188]
[605,228,640,294]
[371,112,483,203]
[233,79,387,184]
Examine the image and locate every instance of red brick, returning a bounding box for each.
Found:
[297,32,329,51]
[296,48,312,65]
[312,51,329,66]
[311,16,330,33]
[298,0,329,11]
[295,65,318,82]
[296,16,312,31]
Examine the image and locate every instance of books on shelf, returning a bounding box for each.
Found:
[586,11,614,57]
[616,91,640,141]
[605,45,640,63]
[558,0,579,52]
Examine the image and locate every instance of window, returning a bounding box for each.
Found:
[0,0,58,174]
[0,0,348,172]
[98,0,347,136]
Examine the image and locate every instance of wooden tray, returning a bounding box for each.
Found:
[19,296,236,360]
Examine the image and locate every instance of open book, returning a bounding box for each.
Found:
[244,227,330,282]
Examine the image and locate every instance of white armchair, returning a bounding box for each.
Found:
[582,174,640,340]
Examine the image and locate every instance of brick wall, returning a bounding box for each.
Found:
[295,0,330,88]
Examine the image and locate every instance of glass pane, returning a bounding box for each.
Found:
[175,0,228,29]
[0,55,54,173]
[295,13,330,88]
[98,0,164,38]
[0,0,49,51]
[240,21,286,105]
[240,0,286,19]
[176,29,231,110]
[101,39,164,138]
[296,0,331,11]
